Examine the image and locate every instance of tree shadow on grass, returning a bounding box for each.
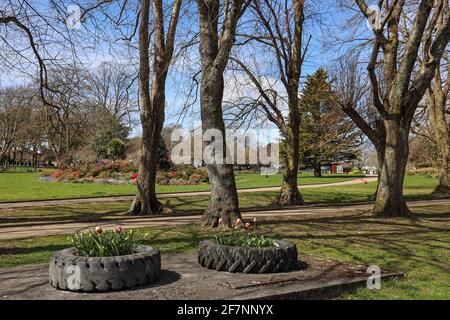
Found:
[162,196,208,214]
[257,209,450,274]
[0,203,135,228]
[0,244,69,256]
[140,229,210,254]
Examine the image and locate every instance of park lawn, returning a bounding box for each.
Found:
[0,172,364,202]
[0,175,444,223]
[0,203,449,299]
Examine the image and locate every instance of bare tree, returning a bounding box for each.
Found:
[332,56,386,187]
[228,0,308,205]
[0,86,33,163]
[341,0,450,216]
[197,0,251,227]
[43,68,93,167]
[129,0,182,216]
[0,1,114,110]
[88,62,137,127]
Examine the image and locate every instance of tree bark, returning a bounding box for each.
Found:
[276,148,304,205]
[274,95,304,205]
[427,88,450,194]
[274,1,307,206]
[373,120,411,216]
[197,0,248,227]
[313,163,322,177]
[349,0,450,217]
[199,54,242,227]
[129,0,182,215]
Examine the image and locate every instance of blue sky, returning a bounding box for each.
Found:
[0,0,373,138]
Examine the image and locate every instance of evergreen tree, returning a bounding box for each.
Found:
[89,111,130,160]
[299,69,361,177]
[157,137,172,171]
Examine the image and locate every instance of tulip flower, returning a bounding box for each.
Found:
[114,226,123,234]
[95,226,103,234]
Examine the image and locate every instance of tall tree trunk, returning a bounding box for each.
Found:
[129,59,167,215]
[434,137,450,194]
[428,81,450,194]
[129,0,182,215]
[197,0,248,227]
[348,0,450,217]
[373,120,411,216]
[369,145,385,200]
[277,117,304,205]
[129,99,165,215]
[276,135,304,205]
[200,67,241,227]
[274,85,305,205]
[313,162,322,177]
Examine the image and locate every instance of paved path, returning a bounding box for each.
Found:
[1,198,449,240]
[0,177,377,210]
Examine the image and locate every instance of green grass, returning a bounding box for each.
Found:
[0,175,444,224]
[1,204,449,299]
[0,172,364,202]
[1,174,448,299]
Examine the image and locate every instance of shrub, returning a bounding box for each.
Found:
[169,178,191,185]
[156,171,171,184]
[46,161,209,186]
[130,173,139,180]
[126,151,141,167]
[51,170,63,179]
[193,167,209,182]
[72,226,139,257]
[107,138,127,160]
[189,173,202,185]
[88,111,130,160]
[406,167,437,176]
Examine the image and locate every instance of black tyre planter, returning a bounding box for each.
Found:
[49,245,161,292]
[198,240,300,274]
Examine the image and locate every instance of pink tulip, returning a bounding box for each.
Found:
[114,226,123,234]
[253,218,257,223]
[95,226,103,234]
[218,218,224,225]
[236,219,243,226]
[245,223,251,229]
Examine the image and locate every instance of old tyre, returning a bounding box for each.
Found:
[198,240,300,273]
[49,245,161,292]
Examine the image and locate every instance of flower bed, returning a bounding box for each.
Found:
[49,226,161,292]
[40,161,209,186]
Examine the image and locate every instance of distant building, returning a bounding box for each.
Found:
[329,162,353,174]
[306,162,354,174]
